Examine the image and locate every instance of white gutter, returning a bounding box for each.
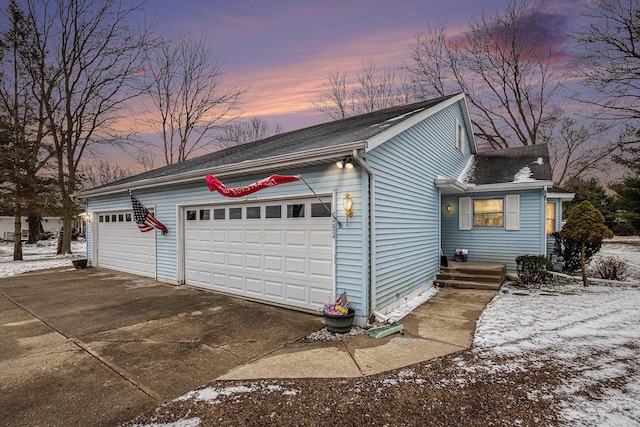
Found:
[434,177,468,193]
[351,148,382,322]
[468,180,556,192]
[435,179,555,194]
[547,191,576,200]
[75,141,367,199]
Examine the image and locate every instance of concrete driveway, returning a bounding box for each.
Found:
[0,267,323,426]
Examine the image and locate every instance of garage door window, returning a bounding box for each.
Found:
[104,215,110,222]
[265,205,281,219]
[311,202,332,218]
[111,214,117,222]
[213,208,225,220]
[199,209,210,220]
[126,213,132,222]
[186,210,197,221]
[229,207,242,219]
[246,206,261,219]
[99,215,104,222]
[118,214,124,222]
[287,204,305,218]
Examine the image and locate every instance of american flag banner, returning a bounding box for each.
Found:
[130,193,168,234]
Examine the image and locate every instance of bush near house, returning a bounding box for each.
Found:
[560,201,613,286]
[589,257,629,281]
[552,232,602,273]
[516,255,552,285]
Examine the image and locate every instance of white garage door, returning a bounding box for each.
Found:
[96,211,156,278]
[184,198,334,311]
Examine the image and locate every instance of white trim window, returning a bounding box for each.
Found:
[458,195,520,231]
[474,198,504,227]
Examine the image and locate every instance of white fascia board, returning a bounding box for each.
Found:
[465,180,555,193]
[547,191,576,200]
[365,93,467,152]
[76,141,366,199]
[458,96,478,154]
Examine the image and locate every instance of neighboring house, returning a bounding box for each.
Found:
[0,216,65,241]
[77,94,572,326]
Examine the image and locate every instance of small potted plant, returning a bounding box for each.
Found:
[72,259,88,269]
[322,291,355,333]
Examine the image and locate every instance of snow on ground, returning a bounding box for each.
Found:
[0,239,86,278]
[595,236,640,281]
[470,238,640,425]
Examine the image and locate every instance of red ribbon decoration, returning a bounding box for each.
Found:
[206,174,301,197]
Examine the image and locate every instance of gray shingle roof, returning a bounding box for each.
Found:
[96,95,458,190]
[468,144,553,185]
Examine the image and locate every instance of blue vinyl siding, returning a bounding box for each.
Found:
[87,164,367,313]
[367,103,472,309]
[442,189,545,272]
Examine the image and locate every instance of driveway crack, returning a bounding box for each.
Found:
[0,290,160,402]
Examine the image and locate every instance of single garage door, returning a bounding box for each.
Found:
[96,211,156,278]
[184,197,334,311]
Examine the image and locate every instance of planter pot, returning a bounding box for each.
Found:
[323,308,355,333]
[72,259,88,269]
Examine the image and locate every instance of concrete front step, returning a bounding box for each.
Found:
[437,272,502,284]
[435,279,502,291]
[437,261,506,290]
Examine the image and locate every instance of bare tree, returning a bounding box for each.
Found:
[133,146,157,172]
[214,117,283,150]
[78,159,133,189]
[142,34,247,165]
[311,61,413,120]
[407,0,566,149]
[574,0,640,123]
[547,117,619,187]
[407,22,449,100]
[311,67,349,120]
[22,0,153,254]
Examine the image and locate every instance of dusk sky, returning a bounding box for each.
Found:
[144,0,585,132]
[98,0,592,168]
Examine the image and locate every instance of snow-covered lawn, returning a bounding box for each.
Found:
[0,239,86,278]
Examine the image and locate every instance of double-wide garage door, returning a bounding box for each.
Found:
[184,198,334,311]
[95,211,156,278]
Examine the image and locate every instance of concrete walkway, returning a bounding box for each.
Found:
[219,287,498,379]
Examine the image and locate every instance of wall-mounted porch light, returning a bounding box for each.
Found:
[446,203,452,213]
[336,156,354,169]
[81,212,91,223]
[342,192,354,225]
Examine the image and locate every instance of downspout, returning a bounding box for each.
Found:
[352,149,384,321]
